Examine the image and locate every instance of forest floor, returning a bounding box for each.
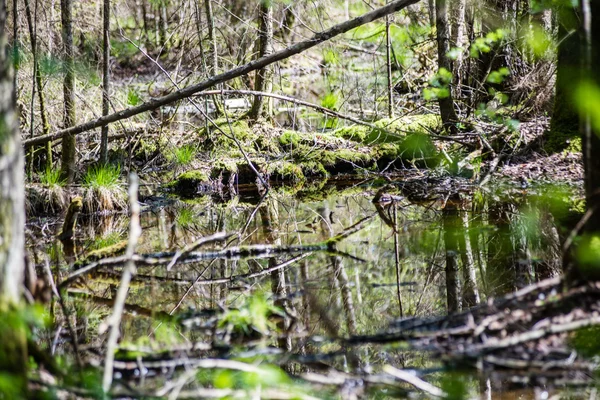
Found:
[497,117,583,186]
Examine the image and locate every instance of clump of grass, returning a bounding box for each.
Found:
[27,166,69,214]
[82,164,126,212]
[40,166,65,187]
[83,164,121,189]
[167,144,197,167]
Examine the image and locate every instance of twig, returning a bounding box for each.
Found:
[166,232,232,271]
[102,173,142,393]
[383,365,446,398]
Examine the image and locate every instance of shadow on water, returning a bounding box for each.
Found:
[26,174,592,398]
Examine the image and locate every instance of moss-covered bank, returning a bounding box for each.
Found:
[166,116,441,197]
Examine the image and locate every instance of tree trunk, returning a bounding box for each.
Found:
[443,195,461,313]
[458,206,479,307]
[449,0,466,97]
[248,0,274,120]
[100,0,110,164]
[435,0,458,133]
[140,0,149,42]
[572,0,600,282]
[0,0,28,391]
[386,10,394,118]
[547,5,580,153]
[24,0,52,168]
[486,202,516,296]
[60,0,76,183]
[159,1,168,48]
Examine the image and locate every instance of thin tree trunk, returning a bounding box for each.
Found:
[458,207,479,307]
[194,0,207,76]
[11,0,17,98]
[24,0,52,167]
[260,200,291,351]
[0,0,28,391]
[547,5,580,153]
[443,195,460,313]
[204,0,217,76]
[435,0,458,133]
[385,10,394,118]
[428,0,435,27]
[100,0,110,164]
[248,0,274,120]
[140,0,149,42]
[449,0,466,97]
[574,0,600,282]
[60,0,76,183]
[159,1,168,48]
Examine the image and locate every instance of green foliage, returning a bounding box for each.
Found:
[470,29,508,58]
[83,164,121,190]
[322,48,340,66]
[321,92,339,110]
[213,364,291,390]
[487,67,510,84]
[40,166,65,187]
[219,293,284,336]
[126,88,142,106]
[86,231,124,252]
[38,54,61,77]
[110,39,139,61]
[440,373,469,400]
[10,45,23,71]
[518,22,554,59]
[575,81,600,133]
[423,68,453,100]
[279,131,302,147]
[571,327,600,357]
[168,144,197,166]
[0,373,24,399]
[176,207,196,228]
[575,234,600,278]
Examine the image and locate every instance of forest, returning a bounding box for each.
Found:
[1,0,600,398]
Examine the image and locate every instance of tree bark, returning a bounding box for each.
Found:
[100,0,110,164]
[60,0,76,183]
[248,0,274,120]
[547,5,580,153]
[435,0,458,133]
[23,0,422,149]
[0,0,28,391]
[24,0,52,167]
[443,195,461,313]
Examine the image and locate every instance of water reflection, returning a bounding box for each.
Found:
[25,177,579,397]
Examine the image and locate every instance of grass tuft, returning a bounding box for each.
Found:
[84,164,122,190]
[39,166,65,187]
[82,164,126,212]
[167,144,197,167]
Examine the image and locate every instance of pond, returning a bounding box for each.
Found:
[26,173,588,398]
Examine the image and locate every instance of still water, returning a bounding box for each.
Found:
[27,175,590,398]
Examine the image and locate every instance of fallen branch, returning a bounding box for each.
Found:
[22,0,421,149]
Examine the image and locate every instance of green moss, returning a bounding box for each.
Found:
[279,131,302,146]
[85,240,128,261]
[267,161,305,182]
[565,136,582,153]
[170,170,210,197]
[333,115,441,145]
[200,119,252,150]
